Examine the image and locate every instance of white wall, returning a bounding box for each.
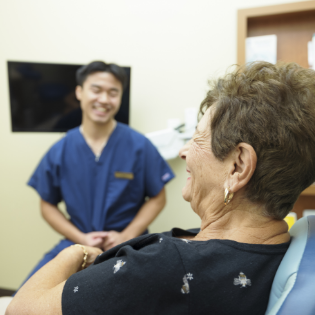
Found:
[0,0,306,290]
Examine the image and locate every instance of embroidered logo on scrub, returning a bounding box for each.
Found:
[113,260,126,273]
[233,272,251,288]
[115,172,134,180]
[73,286,79,293]
[181,273,193,294]
[162,172,171,181]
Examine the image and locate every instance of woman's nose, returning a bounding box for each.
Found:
[179,140,191,160]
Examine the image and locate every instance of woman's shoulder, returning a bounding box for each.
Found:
[62,231,288,315]
[62,233,192,314]
[94,233,184,264]
[161,227,200,238]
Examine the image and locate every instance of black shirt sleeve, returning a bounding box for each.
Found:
[62,235,189,315]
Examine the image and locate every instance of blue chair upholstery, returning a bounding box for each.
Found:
[265,215,315,315]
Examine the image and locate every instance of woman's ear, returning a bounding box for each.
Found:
[225,143,257,193]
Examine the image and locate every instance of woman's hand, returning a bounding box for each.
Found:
[84,245,103,268]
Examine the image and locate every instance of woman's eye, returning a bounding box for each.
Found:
[192,136,199,144]
[193,134,204,145]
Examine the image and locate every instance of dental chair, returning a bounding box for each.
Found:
[265,215,315,315]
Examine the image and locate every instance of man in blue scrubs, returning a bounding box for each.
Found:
[24,61,174,282]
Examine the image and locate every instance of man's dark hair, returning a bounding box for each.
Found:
[200,61,315,220]
[76,61,127,89]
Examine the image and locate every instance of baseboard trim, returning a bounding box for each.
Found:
[0,288,15,297]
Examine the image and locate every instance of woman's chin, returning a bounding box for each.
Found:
[181,188,191,202]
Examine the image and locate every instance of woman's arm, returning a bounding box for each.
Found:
[6,246,102,315]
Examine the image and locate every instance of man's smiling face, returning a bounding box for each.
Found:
[76,71,123,125]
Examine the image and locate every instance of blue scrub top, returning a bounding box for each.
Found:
[28,123,175,233]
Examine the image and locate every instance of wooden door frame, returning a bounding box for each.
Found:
[237,1,315,65]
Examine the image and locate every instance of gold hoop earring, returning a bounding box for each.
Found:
[224,188,234,206]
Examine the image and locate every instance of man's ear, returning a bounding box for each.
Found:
[75,85,82,101]
[225,143,257,194]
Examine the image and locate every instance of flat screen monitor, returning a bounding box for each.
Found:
[7,61,131,132]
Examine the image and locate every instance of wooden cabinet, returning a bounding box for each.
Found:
[237,1,315,218]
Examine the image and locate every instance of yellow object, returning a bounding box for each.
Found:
[115,172,134,180]
[224,188,234,206]
[72,244,88,269]
[284,213,297,230]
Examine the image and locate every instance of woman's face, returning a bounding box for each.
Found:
[179,107,227,212]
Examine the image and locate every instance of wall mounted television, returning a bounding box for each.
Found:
[7,61,131,132]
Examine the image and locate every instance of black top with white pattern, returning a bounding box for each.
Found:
[62,228,289,315]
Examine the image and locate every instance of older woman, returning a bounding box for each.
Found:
[6,61,315,315]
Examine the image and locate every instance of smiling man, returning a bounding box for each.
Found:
[19,61,174,289]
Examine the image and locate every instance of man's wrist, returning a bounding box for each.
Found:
[121,227,143,241]
[76,231,86,245]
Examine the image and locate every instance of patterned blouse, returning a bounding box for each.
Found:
[62,228,289,315]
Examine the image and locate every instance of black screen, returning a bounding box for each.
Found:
[7,61,131,132]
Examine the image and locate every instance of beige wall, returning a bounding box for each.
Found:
[0,0,306,290]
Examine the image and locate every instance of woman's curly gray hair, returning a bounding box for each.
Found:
[200,61,315,219]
